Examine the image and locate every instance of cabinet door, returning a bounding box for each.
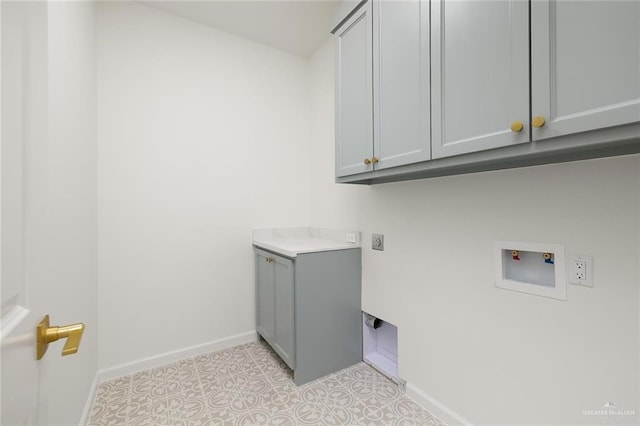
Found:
[431,0,530,159]
[335,1,374,177]
[255,250,275,343]
[373,0,431,169]
[531,1,640,140]
[373,0,430,169]
[273,255,295,369]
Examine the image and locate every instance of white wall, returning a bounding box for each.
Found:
[96,2,311,369]
[309,39,639,425]
[95,6,638,423]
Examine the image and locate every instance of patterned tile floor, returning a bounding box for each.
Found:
[88,339,445,425]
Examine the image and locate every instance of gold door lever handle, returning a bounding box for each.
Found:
[36,315,85,360]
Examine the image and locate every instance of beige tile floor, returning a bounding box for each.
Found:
[88,339,445,425]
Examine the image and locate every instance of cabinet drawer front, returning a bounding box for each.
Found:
[531,0,640,140]
[335,1,374,177]
[431,0,530,158]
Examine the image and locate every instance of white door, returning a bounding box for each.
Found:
[1,2,44,423]
[531,0,640,140]
[1,2,95,424]
[1,311,41,425]
[431,0,530,159]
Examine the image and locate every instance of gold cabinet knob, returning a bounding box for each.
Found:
[510,121,524,132]
[532,116,546,128]
[364,158,371,165]
[36,315,85,360]
[371,157,379,164]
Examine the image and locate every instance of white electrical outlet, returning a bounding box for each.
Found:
[346,233,357,243]
[372,233,384,251]
[575,261,586,280]
[569,255,593,287]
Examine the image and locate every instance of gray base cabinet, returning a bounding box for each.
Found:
[256,250,294,368]
[254,247,362,386]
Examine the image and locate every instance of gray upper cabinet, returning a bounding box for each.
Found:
[373,0,430,169]
[531,0,640,140]
[335,1,373,177]
[333,0,640,184]
[335,0,429,176]
[431,0,530,159]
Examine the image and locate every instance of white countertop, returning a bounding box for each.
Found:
[252,227,361,258]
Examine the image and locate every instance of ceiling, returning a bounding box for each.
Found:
[141,0,340,57]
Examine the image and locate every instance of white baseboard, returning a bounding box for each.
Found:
[406,381,473,426]
[97,330,258,382]
[79,372,100,426]
[79,330,257,425]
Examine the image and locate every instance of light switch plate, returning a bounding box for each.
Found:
[372,233,384,251]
